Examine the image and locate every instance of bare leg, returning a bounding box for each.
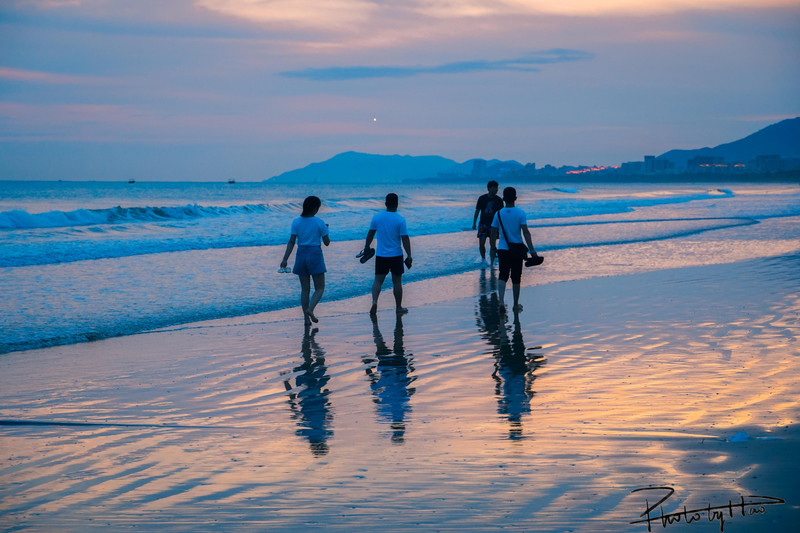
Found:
[489,236,498,265]
[478,236,487,260]
[497,279,507,314]
[391,272,407,314]
[371,273,387,314]
[307,273,325,322]
[512,283,522,312]
[299,275,312,324]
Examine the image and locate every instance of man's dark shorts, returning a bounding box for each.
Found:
[497,249,523,284]
[376,255,405,276]
[477,222,493,240]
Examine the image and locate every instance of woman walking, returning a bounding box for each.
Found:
[280,196,330,325]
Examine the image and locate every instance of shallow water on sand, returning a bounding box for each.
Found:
[4,182,799,354]
[1,252,798,531]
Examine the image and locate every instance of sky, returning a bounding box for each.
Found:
[0,0,798,181]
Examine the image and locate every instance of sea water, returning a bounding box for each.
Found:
[1,180,799,353]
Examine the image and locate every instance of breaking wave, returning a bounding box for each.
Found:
[0,204,270,230]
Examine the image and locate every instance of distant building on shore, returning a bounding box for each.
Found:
[751,154,800,173]
[644,155,674,173]
[619,156,674,175]
[428,153,797,183]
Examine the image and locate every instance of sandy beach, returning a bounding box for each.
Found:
[2,216,800,532]
[2,0,799,528]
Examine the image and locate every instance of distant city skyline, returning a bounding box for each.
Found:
[1,1,798,181]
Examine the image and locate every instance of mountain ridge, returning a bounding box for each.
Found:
[268,151,457,183]
[267,118,800,182]
[659,117,800,168]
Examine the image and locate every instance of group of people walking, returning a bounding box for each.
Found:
[280,182,541,325]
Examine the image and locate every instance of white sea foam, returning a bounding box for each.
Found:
[1,181,799,353]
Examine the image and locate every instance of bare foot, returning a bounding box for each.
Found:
[513,304,524,313]
[498,303,507,315]
[306,311,319,323]
[396,307,408,315]
[369,303,378,315]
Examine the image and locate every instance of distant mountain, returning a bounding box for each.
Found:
[660,117,800,168]
[268,118,799,183]
[268,151,458,183]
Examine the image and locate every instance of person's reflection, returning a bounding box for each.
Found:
[283,326,333,455]
[476,267,503,344]
[478,265,497,296]
[362,314,416,444]
[476,281,545,440]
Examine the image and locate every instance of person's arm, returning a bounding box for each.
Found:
[364,228,376,252]
[280,234,297,268]
[473,197,484,229]
[490,212,500,242]
[321,220,331,246]
[522,225,536,254]
[402,235,412,268]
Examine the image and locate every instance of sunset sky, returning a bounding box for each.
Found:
[1,0,798,180]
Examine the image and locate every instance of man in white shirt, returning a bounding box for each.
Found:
[491,187,537,314]
[362,193,413,315]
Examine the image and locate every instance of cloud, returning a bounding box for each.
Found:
[194,0,376,30]
[194,0,799,31]
[280,49,593,81]
[13,0,84,7]
[0,67,113,85]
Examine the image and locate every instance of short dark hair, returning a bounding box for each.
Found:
[385,193,399,209]
[487,180,499,190]
[502,186,516,204]
[301,195,321,217]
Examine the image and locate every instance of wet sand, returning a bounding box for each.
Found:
[1,233,799,531]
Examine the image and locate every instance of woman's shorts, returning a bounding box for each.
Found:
[497,249,523,284]
[293,245,326,276]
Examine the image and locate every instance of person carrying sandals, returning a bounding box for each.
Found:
[491,187,543,315]
[361,193,413,315]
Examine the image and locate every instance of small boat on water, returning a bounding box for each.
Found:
[227,179,236,184]
[128,179,136,184]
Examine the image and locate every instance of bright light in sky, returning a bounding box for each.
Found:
[0,0,798,180]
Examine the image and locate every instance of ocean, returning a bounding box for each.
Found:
[2,180,799,354]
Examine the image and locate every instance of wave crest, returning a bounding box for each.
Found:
[0,204,269,230]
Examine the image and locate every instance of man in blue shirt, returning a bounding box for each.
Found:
[362,193,413,315]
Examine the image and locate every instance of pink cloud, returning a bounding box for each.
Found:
[0,67,113,85]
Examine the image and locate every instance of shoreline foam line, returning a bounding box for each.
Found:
[1,215,760,268]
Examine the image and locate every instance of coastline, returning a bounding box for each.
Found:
[4,182,799,356]
[2,222,799,530]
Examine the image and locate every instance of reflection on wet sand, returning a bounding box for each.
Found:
[282,326,333,455]
[363,315,416,444]
[476,267,546,439]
